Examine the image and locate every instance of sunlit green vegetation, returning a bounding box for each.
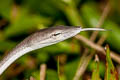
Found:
[0,0,120,80]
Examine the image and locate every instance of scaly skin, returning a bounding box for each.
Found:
[0,25,106,75]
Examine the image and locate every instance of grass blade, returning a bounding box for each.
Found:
[105,45,118,80]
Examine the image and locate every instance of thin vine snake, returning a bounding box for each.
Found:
[0,25,106,75]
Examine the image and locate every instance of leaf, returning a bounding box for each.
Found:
[104,45,118,80]
[46,69,59,80]
[91,55,101,80]
[88,60,105,77]
[4,7,51,38]
[0,0,13,19]
[65,59,79,80]
[0,40,16,51]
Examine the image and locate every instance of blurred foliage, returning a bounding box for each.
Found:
[91,46,119,80]
[0,0,120,80]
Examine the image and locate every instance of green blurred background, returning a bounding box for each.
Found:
[0,0,120,80]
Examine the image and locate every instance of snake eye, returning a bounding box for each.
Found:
[53,33,61,36]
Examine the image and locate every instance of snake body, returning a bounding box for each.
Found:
[0,26,106,75]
